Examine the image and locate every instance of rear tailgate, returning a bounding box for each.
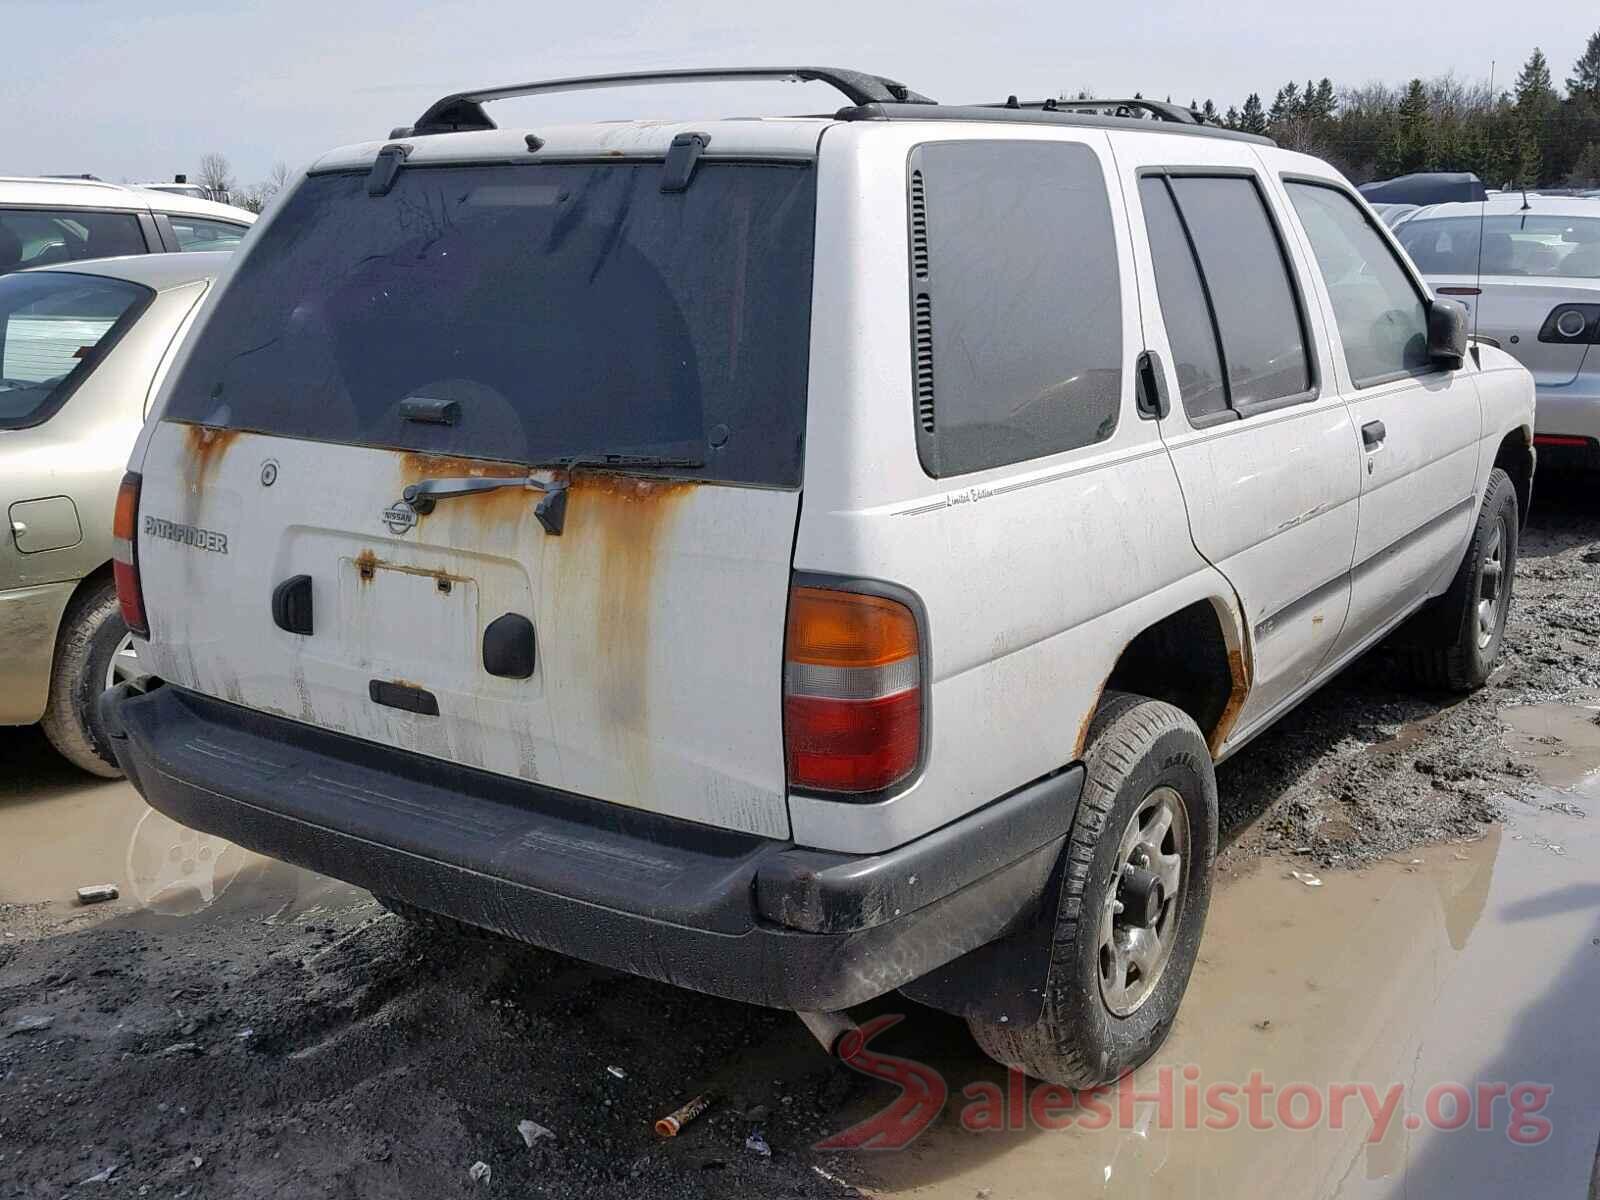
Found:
[136,426,798,837]
[133,152,817,839]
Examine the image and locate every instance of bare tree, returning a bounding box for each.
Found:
[196,152,236,203]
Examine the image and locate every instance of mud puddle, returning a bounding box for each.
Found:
[849,790,1600,1199]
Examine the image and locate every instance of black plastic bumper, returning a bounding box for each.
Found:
[101,680,1080,1012]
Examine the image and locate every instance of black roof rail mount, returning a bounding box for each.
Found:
[1015,97,1206,125]
[403,67,936,136]
[836,103,1273,147]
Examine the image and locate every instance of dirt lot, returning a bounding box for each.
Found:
[2,477,1598,1199]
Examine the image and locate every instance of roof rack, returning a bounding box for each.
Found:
[989,96,1208,125]
[403,67,936,136]
[835,102,1273,146]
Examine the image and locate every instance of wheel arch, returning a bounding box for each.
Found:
[1491,425,1534,530]
[1082,594,1252,760]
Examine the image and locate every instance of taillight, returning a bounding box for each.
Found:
[784,584,923,795]
[112,472,148,637]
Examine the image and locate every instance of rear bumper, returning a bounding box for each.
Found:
[101,679,1079,1011]
[1535,382,1600,467]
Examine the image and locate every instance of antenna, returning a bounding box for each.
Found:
[1470,60,1495,348]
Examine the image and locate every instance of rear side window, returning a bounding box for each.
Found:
[1397,214,1600,279]
[909,141,1122,478]
[1158,176,1313,413]
[167,215,248,251]
[164,162,816,488]
[0,210,148,275]
[1139,179,1228,422]
[1285,182,1430,388]
[0,271,152,428]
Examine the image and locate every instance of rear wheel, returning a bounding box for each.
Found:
[1398,467,1518,691]
[966,691,1217,1086]
[39,579,133,778]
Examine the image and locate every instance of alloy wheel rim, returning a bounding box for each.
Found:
[1099,785,1189,1017]
[106,632,139,691]
[1476,516,1507,650]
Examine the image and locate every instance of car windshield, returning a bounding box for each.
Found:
[1397,213,1600,278]
[0,271,153,428]
[163,160,817,488]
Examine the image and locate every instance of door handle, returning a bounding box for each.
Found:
[1135,350,1170,420]
[1361,420,1386,450]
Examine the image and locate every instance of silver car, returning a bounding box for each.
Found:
[1,252,228,774]
[1395,196,1600,467]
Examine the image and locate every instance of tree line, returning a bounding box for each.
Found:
[1085,28,1600,188]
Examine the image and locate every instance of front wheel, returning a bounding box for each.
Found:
[967,691,1218,1087]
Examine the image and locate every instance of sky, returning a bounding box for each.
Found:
[4,0,1596,188]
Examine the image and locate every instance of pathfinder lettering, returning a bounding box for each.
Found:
[143,515,228,554]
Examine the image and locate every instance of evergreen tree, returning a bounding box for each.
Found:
[1269,82,1302,125]
[1515,48,1559,111]
[1568,31,1600,101]
[1309,78,1337,121]
[1240,93,1268,134]
[1224,105,1241,129]
[1568,142,1600,186]
[1201,98,1219,123]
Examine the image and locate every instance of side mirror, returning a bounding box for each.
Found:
[1427,299,1467,369]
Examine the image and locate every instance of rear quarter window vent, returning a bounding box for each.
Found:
[914,293,935,433]
[910,169,930,279]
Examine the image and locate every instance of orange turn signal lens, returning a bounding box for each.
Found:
[785,587,919,669]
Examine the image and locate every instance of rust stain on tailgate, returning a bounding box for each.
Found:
[556,474,697,794]
[178,423,242,493]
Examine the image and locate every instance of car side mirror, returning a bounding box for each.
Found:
[1427,299,1467,369]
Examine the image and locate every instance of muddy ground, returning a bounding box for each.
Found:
[1,476,1597,1199]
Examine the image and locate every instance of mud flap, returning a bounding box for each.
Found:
[897,835,1071,1026]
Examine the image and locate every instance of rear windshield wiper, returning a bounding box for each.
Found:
[402,452,704,537]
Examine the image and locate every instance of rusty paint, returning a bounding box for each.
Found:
[178,422,243,494]
[1208,646,1252,758]
[1073,680,1109,760]
[553,473,698,795]
[354,549,378,583]
[396,450,528,480]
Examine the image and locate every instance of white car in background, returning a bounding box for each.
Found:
[1395,196,1600,468]
[0,177,254,274]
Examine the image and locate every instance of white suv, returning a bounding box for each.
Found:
[100,68,1535,1086]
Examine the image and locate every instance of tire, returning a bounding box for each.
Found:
[39,579,130,779]
[1397,467,1519,692]
[966,691,1218,1087]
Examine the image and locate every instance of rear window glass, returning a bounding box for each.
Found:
[164,162,817,487]
[1398,215,1600,279]
[0,271,152,428]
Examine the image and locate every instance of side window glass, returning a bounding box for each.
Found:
[910,140,1123,477]
[1285,183,1431,387]
[1138,177,1228,422]
[0,210,146,275]
[168,216,248,252]
[1166,177,1312,409]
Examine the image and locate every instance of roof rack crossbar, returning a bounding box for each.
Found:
[406,67,936,135]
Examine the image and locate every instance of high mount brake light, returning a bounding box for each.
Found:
[783,585,923,795]
[112,472,148,637]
